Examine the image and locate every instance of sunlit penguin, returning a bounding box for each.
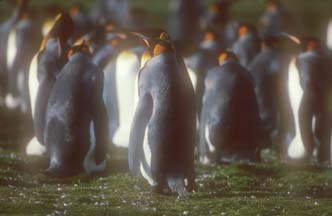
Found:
[26,13,74,156]
[6,6,41,113]
[286,36,332,162]
[44,42,108,177]
[232,23,261,68]
[199,51,264,164]
[128,37,196,198]
[259,0,294,38]
[248,35,295,154]
[184,30,220,117]
[102,33,144,148]
[168,0,205,46]
[0,0,28,99]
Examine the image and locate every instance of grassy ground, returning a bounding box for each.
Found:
[0,147,332,216]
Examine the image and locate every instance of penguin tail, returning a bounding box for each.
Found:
[167,177,189,199]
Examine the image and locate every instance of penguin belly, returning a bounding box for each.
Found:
[112,51,140,148]
[140,126,157,186]
[28,53,39,118]
[327,19,332,50]
[25,54,43,156]
[6,28,17,72]
[287,58,305,158]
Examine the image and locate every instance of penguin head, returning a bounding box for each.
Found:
[203,30,217,42]
[280,33,321,52]
[237,23,256,39]
[69,4,82,18]
[48,13,74,42]
[265,0,282,13]
[217,51,238,65]
[67,40,91,59]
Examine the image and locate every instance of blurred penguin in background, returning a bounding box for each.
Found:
[168,0,205,50]
[69,4,92,43]
[90,0,128,26]
[6,0,41,113]
[199,51,265,164]
[249,34,295,158]
[102,32,144,148]
[232,23,261,68]
[0,0,28,103]
[26,13,74,156]
[287,36,332,163]
[185,29,221,119]
[259,0,294,38]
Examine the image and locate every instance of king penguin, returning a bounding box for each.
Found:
[26,13,74,156]
[199,51,265,164]
[102,32,144,148]
[44,41,108,177]
[285,35,332,162]
[128,35,196,198]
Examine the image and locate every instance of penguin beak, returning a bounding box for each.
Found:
[130,32,151,48]
[280,32,301,45]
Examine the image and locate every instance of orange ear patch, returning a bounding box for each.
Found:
[67,49,75,59]
[239,25,249,37]
[153,43,167,56]
[209,4,219,14]
[159,32,169,40]
[218,52,228,64]
[204,32,215,41]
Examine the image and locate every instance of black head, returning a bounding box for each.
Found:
[67,40,91,59]
[49,13,74,41]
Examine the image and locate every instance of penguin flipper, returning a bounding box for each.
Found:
[128,94,152,176]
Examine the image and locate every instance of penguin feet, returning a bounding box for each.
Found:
[26,137,46,156]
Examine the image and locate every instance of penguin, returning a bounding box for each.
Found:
[232,23,261,68]
[128,35,196,198]
[0,0,27,107]
[6,4,41,113]
[102,32,144,148]
[90,0,128,26]
[168,0,205,47]
[69,4,92,42]
[327,17,332,50]
[26,13,74,156]
[184,30,220,120]
[248,34,295,155]
[44,41,108,177]
[285,35,332,162]
[199,51,264,164]
[258,0,294,38]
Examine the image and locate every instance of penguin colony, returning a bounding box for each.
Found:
[1,0,332,198]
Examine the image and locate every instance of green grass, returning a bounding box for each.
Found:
[0,147,332,216]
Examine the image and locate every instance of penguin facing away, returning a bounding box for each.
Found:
[44,42,108,177]
[128,36,196,198]
[199,51,264,164]
[248,34,295,155]
[232,23,261,68]
[26,13,74,156]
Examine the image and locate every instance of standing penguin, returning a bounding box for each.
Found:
[249,35,295,156]
[199,51,264,164]
[232,23,261,68]
[286,36,332,162]
[44,42,108,177]
[102,33,144,148]
[26,13,74,156]
[185,30,220,118]
[128,36,196,197]
[0,0,27,99]
[258,0,294,38]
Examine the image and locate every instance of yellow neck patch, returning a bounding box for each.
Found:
[218,53,228,64]
[153,43,167,56]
